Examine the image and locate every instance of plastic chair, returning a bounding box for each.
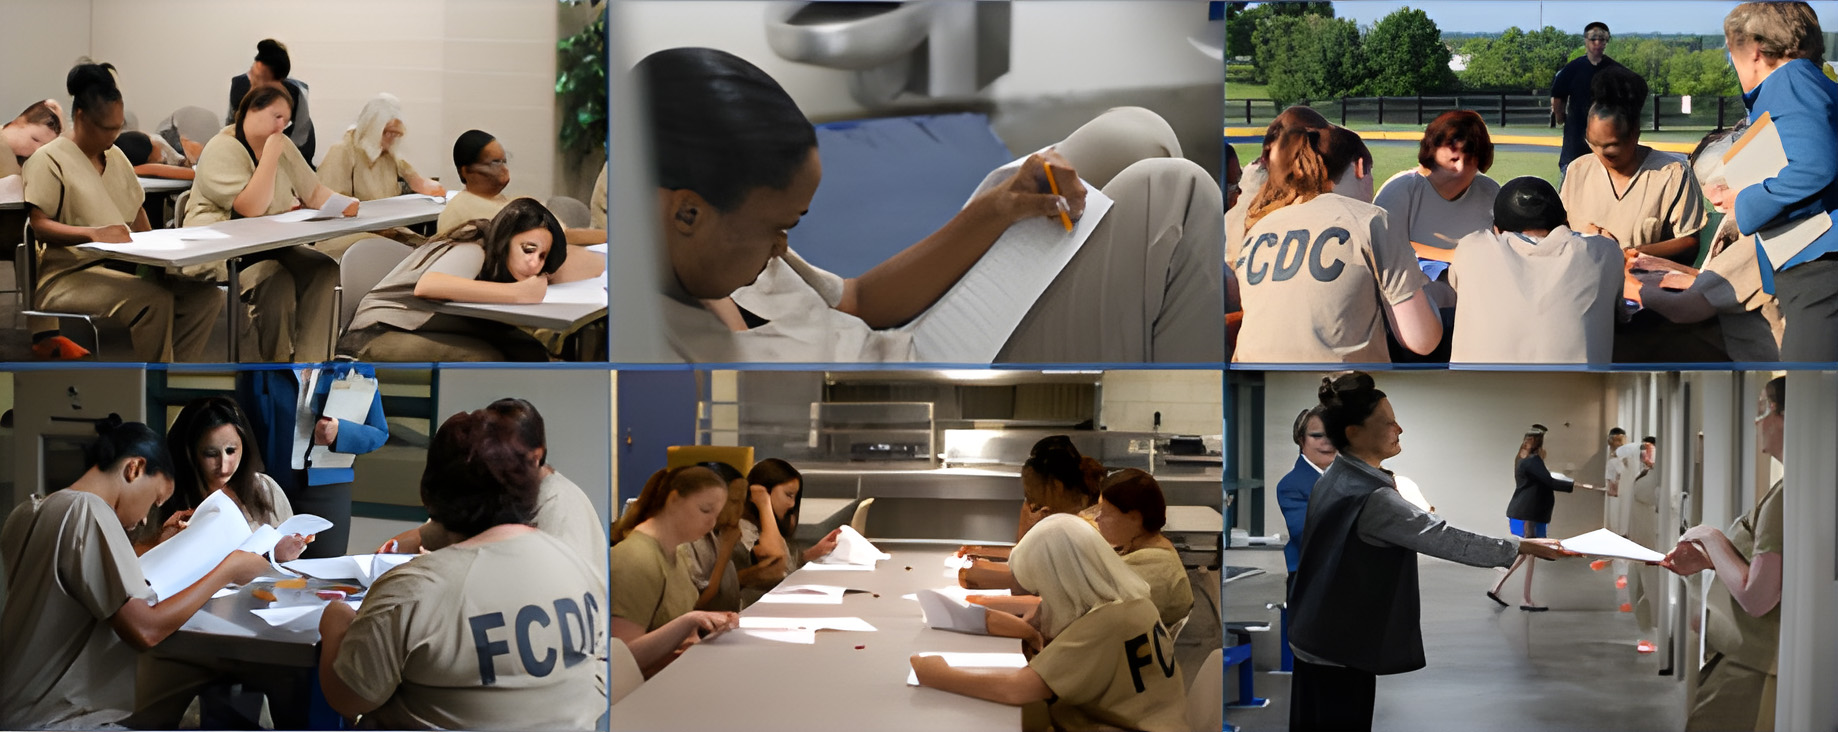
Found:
[1188,647,1224,732]
[848,497,875,535]
[335,237,412,336]
[546,195,592,229]
[664,445,755,475]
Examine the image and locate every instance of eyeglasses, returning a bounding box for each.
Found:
[472,151,512,171]
[1306,432,1327,440]
[1585,33,1610,41]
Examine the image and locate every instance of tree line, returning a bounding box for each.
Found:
[1226,2,1740,106]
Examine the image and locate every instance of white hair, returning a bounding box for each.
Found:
[1010,514,1150,638]
[1691,119,1748,190]
[349,92,403,164]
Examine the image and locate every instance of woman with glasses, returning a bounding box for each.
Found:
[1551,22,1621,173]
[314,93,446,256]
[436,129,511,236]
[1662,377,1786,731]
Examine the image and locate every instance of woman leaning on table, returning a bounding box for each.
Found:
[23,63,222,362]
[1662,376,1786,731]
[1287,371,1577,732]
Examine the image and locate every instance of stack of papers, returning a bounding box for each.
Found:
[306,371,378,470]
[812,525,890,567]
[906,652,1028,686]
[138,490,332,600]
[754,584,847,605]
[282,554,415,586]
[912,588,989,633]
[1559,529,1666,563]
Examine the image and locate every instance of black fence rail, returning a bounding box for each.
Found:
[1226,94,1747,133]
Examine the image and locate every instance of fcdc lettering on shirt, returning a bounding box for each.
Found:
[467,592,601,685]
[1124,622,1179,694]
[1235,226,1352,285]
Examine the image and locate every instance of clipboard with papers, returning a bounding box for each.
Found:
[306,370,378,470]
[1722,111,1833,267]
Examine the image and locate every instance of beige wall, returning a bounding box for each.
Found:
[3,0,566,200]
[1100,370,1222,435]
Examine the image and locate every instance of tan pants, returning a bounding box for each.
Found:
[36,266,221,361]
[240,246,338,362]
[1686,652,1773,732]
[997,107,1225,363]
[339,324,552,362]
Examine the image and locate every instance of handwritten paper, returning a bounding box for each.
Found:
[1560,528,1666,563]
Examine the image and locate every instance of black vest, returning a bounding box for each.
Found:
[1287,455,1426,675]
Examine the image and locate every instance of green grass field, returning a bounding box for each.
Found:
[1233,142,1561,188]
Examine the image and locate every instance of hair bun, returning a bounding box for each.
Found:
[65,63,118,97]
[93,412,124,435]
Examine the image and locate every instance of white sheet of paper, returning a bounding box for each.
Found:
[738,628,817,644]
[901,587,1010,602]
[211,586,239,599]
[275,514,335,538]
[542,277,608,305]
[738,616,878,632]
[914,588,990,633]
[139,490,253,601]
[1560,528,1666,563]
[282,553,413,586]
[755,584,847,605]
[906,652,1029,686]
[586,243,608,256]
[251,599,361,632]
[0,174,22,203]
[815,525,890,566]
[901,162,1113,363]
[800,562,875,572]
[1548,472,1573,483]
[306,372,377,469]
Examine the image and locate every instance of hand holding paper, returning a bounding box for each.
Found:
[1559,529,1665,563]
[814,525,891,567]
[914,588,990,634]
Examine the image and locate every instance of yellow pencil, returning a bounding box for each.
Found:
[1044,162,1073,232]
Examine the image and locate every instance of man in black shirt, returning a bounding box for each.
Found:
[1551,22,1621,174]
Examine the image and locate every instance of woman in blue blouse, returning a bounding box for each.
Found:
[1725,1,1838,361]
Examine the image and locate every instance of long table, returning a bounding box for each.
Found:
[76,195,443,360]
[612,542,1024,732]
[151,579,343,729]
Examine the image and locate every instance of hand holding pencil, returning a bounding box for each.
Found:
[980,149,1087,228]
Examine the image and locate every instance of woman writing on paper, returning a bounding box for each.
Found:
[339,198,604,361]
[609,467,742,677]
[1287,372,1576,732]
[1232,122,1443,363]
[1722,1,1838,360]
[23,64,223,362]
[184,83,348,362]
[638,47,1223,363]
[314,93,445,255]
[683,461,747,612]
[315,407,608,730]
[912,515,1190,732]
[1488,425,1595,611]
[1662,376,1786,730]
[156,396,313,563]
[0,417,269,729]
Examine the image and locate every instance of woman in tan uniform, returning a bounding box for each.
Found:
[1559,66,1707,264]
[339,197,603,361]
[1093,470,1195,630]
[609,466,741,677]
[6,99,93,360]
[436,129,511,236]
[959,435,1106,592]
[913,514,1190,732]
[316,407,609,730]
[23,64,222,362]
[0,418,268,729]
[1662,376,1786,731]
[184,83,349,362]
[315,93,445,256]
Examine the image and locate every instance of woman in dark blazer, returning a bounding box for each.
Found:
[1488,425,1595,611]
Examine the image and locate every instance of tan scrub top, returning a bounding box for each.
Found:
[1029,597,1189,732]
[609,530,697,632]
[590,163,607,230]
[184,126,317,226]
[531,471,609,577]
[1448,227,1623,364]
[1697,219,1784,361]
[1,150,20,177]
[1560,149,1707,250]
[21,136,143,289]
[0,490,155,729]
[1120,547,1194,629]
[1373,169,1501,253]
[666,248,917,362]
[346,239,487,334]
[1704,480,1783,674]
[1232,193,1429,363]
[332,530,608,731]
[436,190,510,238]
[318,129,419,202]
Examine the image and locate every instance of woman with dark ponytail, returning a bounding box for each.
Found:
[1558,65,1707,266]
[1231,121,1444,363]
[1488,424,1595,611]
[0,417,268,729]
[21,62,223,362]
[1286,372,1576,732]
